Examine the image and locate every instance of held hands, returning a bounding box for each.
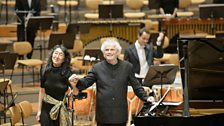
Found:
[69,74,79,85]
[68,74,79,95]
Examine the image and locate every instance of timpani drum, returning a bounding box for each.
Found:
[152,85,183,102]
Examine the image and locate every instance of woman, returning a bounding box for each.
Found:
[36,45,78,126]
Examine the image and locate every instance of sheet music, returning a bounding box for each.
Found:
[149,86,171,112]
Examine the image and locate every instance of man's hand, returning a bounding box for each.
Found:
[156,32,165,46]
[69,74,79,87]
[147,96,155,103]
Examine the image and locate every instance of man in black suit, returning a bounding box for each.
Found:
[124,28,164,84]
[75,39,155,126]
[15,0,41,59]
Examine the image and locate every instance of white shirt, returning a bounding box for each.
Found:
[134,41,149,78]
[28,0,32,8]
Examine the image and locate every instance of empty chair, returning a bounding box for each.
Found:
[69,38,84,56]
[13,41,44,87]
[177,0,194,17]
[124,0,146,19]
[72,88,96,126]
[0,104,22,126]
[18,100,33,125]
[84,0,103,19]
[71,56,91,74]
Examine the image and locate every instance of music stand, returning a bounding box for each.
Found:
[27,16,54,60]
[67,23,91,34]
[0,45,7,52]
[48,33,76,50]
[199,4,224,19]
[99,4,123,19]
[0,52,17,80]
[98,4,123,35]
[143,64,178,98]
[83,49,104,65]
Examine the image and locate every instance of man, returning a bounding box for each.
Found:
[124,28,164,84]
[74,39,154,126]
[15,0,41,59]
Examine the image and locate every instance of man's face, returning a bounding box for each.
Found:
[138,32,150,46]
[103,46,119,62]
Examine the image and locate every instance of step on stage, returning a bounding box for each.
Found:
[134,113,224,126]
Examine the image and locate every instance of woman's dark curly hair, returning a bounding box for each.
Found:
[44,44,71,75]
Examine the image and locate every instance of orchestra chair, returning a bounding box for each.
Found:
[0,79,14,103]
[0,104,22,126]
[124,0,146,19]
[143,0,148,6]
[100,37,118,45]
[72,88,96,126]
[71,56,91,74]
[68,36,84,57]
[13,41,44,87]
[191,0,205,5]
[18,100,33,126]
[84,0,115,19]
[84,0,103,19]
[177,0,194,18]
[57,0,78,9]
[0,79,15,123]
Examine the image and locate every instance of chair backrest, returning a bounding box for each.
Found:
[13,41,32,55]
[18,100,33,118]
[0,80,9,92]
[163,36,170,49]
[72,39,84,53]
[73,88,95,116]
[179,0,191,9]
[126,0,144,10]
[8,104,22,125]
[85,0,103,10]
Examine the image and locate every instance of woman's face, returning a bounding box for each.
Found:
[52,48,65,67]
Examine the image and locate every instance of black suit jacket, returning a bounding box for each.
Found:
[124,43,163,75]
[76,60,149,123]
[15,0,40,24]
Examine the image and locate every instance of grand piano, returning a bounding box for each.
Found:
[134,37,224,126]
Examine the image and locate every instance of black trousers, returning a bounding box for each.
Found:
[97,122,126,126]
[17,24,37,59]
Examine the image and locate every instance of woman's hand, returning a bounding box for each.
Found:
[36,110,41,122]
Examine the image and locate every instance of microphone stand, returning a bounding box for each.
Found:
[64,0,68,24]
[5,0,8,24]
[69,0,72,24]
